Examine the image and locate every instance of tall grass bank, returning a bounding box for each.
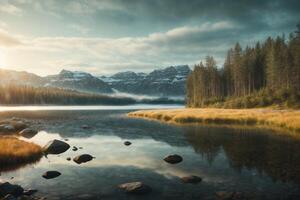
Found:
[128,108,300,133]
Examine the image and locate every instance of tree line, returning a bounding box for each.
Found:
[0,85,135,105]
[187,25,300,108]
[0,84,183,105]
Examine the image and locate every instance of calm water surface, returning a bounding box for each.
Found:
[0,106,300,200]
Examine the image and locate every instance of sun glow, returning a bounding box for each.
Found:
[0,49,6,67]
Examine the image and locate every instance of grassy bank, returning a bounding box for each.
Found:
[0,137,42,171]
[128,108,300,133]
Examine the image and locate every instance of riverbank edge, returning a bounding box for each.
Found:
[0,137,43,171]
[128,108,300,134]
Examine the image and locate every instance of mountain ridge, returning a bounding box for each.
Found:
[0,65,191,96]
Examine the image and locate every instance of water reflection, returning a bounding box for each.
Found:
[0,110,300,199]
[0,158,42,173]
[183,126,300,185]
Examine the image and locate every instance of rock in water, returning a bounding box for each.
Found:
[216,191,245,200]
[73,154,94,164]
[180,175,202,184]
[19,128,38,139]
[124,141,132,146]
[81,125,90,129]
[11,121,27,131]
[119,182,151,195]
[163,154,183,164]
[42,171,61,179]
[22,189,38,196]
[43,139,70,154]
[0,182,24,197]
[0,124,15,134]
[72,146,78,151]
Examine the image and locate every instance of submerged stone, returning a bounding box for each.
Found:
[180,175,202,184]
[119,182,151,195]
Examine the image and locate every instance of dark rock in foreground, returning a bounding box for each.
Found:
[73,154,94,164]
[163,154,183,164]
[43,139,70,154]
[19,128,38,139]
[124,141,132,146]
[42,171,61,179]
[119,182,151,195]
[0,182,24,197]
[180,175,202,184]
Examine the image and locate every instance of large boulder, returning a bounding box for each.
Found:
[73,154,94,164]
[42,171,61,179]
[119,182,151,195]
[43,139,70,155]
[163,154,183,164]
[0,182,24,197]
[180,175,202,184]
[19,128,38,139]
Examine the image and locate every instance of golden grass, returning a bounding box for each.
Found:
[0,137,42,171]
[128,108,300,133]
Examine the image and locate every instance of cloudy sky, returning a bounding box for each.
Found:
[0,0,299,76]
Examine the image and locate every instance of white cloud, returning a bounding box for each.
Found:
[2,21,235,75]
[0,29,22,47]
[0,3,22,15]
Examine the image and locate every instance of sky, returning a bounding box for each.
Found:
[0,0,299,76]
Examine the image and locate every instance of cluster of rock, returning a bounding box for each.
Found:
[0,118,38,138]
[1,121,247,199]
[117,153,203,195]
[0,182,41,200]
[41,139,95,180]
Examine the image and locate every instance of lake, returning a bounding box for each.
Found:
[0,106,300,200]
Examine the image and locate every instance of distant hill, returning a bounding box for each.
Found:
[0,65,191,97]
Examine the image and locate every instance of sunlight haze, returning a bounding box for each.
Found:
[0,0,299,75]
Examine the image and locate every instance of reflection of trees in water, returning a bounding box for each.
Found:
[184,126,300,185]
[0,156,42,173]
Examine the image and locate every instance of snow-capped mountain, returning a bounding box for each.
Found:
[0,65,190,96]
[45,70,113,93]
[100,65,191,96]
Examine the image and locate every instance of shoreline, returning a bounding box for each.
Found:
[128,108,300,134]
[0,137,42,172]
